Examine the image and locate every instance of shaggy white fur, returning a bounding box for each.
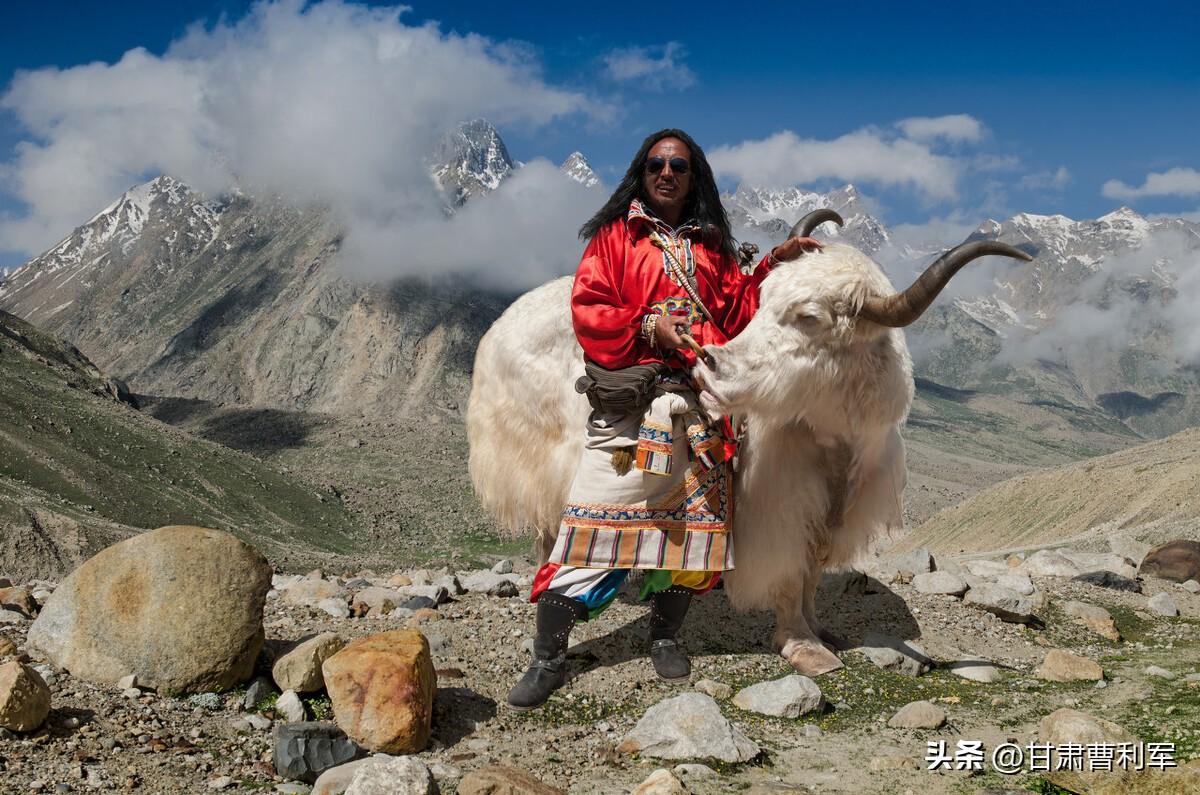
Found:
[467,242,916,674]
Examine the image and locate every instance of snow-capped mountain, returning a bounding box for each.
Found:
[0,176,226,315]
[560,151,599,187]
[4,116,1199,438]
[430,118,515,207]
[950,207,1200,333]
[724,183,890,255]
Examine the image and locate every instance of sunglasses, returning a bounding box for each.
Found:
[645,156,690,176]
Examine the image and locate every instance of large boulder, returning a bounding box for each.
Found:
[1140,540,1200,582]
[27,526,271,694]
[322,630,435,754]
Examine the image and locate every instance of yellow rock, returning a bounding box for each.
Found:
[322,630,434,754]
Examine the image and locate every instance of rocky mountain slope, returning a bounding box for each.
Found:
[903,426,1200,556]
[2,119,1198,557]
[0,175,509,419]
[0,309,365,579]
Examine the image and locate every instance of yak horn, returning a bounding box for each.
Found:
[858,241,1032,328]
[789,209,844,239]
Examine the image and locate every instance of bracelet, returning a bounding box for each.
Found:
[641,313,660,350]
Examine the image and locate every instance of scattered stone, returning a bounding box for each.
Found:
[1019,549,1081,577]
[0,586,38,618]
[116,674,138,690]
[963,559,1009,578]
[672,763,717,780]
[351,588,404,616]
[283,579,346,608]
[27,525,272,693]
[313,755,396,795]
[323,630,435,754]
[1144,665,1175,679]
[1139,540,1200,582]
[207,776,235,790]
[890,548,934,576]
[433,574,464,596]
[618,692,759,762]
[1036,650,1103,682]
[631,769,686,795]
[1072,571,1141,593]
[245,713,273,731]
[1005,552,1026,567]
[963,583,1038,624]
[1181,579,1200,594]
[1038,708,1137,748]
[274,721,361,784]
[732,674,824,718]
[693,679,732,700]
[1148,592,1179,617]
[995,573,1035,595]
[398,585,448,605]
[887,700,946,729]
[277,690,308,723]
[345,756,433,795]
[857,632,932,677]
[274,634,346,693]
[244,676,276,711]
[400,596,437,611]
[0,660,51,732]
[318,598,351,619]
[911,571,967,596]
[460,571,519,598]
[491,560,514,575]
[457,765,565,795]
[1062,601,1122,641]
[0,636,17,657]
[386,574,412,588]
[949,659,1002,683]
[1061,551,1138,579]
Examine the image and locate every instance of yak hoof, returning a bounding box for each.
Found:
[783,640,844,676]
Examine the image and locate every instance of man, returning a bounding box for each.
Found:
[507,128,821,711]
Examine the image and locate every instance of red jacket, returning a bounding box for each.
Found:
[571,200,771,369]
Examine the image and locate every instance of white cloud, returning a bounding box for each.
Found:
[1019,166,1071,192]
[710,128,963,200]
[602,42,695,89]
[1102,167,1200,200]
[0,0,605,284]
[895,114,984,143]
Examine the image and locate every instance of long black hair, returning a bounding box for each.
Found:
[578,128,736,260]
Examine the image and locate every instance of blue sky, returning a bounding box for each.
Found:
[1,0,1197,270]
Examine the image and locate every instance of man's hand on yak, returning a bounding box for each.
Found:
[653,317,691,351]
[769,236,823,264]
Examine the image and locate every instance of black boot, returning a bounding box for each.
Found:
[648,586,693,682]
[507,592,587,711]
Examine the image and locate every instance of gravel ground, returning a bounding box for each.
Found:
[2,554,1198,794]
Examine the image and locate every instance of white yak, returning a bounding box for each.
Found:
[467,210,1031,674]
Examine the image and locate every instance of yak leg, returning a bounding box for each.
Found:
[534,528,557,567]
[774,585,844,676]
[802,568,849,652]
